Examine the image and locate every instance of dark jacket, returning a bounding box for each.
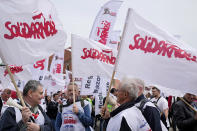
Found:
[173,98,197,131]
[135,95,162,131]
[0,97,2,115]
[46,101,58,119]
[0,105,54,131]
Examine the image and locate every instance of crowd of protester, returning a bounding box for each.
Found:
[0,78,197,131]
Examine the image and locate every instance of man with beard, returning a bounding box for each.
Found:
[55,82,93,131]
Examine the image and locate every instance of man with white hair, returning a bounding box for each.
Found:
[132,78,167,131]
[106,77,151,131]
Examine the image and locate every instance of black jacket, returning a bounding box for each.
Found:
[0,105,54,131]
[135,95,162,131]
[46,101,58,119]
[173,98,197,131]
[0,97,2,115]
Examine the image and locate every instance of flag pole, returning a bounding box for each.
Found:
[2,62,26,107]
[71,34,76,105]
[0,51,26,107]
[180,97,197,112]
[72,77,76,105]
[103,8,131,113]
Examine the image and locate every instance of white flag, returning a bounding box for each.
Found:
[50,51,64,77]
[30,58,49,81]
[116,9,197,94]
[80,76,110,96]
[108,30,121,50]
[0,65,32,83]
[72,34,117,78]
[0,0,66,65]
[41,71,65,94]
[89,0,122,46]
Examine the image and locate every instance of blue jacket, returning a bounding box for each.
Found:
[55,100,93,131]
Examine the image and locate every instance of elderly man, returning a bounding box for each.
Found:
[55,82,93,131]
[106,77,150,131]
[0,80,53,131]
[173,93,197,131]
[0,88,11,116]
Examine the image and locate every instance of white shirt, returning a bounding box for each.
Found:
[150,97,168,112]
[151,96,170,128]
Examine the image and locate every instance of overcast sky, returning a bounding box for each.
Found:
[52,0,197,49]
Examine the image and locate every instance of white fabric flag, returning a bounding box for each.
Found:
[72,34,117,78]
[94,76,110,115]
[80,76,110,96]
[0,58,48,83]
[30,58,49,81]
[0,75,25,91]
[50,51,64,77]
[41,71,65,94]
[0,0,66,65]
[108,30,121,50]
[0,58,49,91]
[81,76,95,95]
[0,65,32,83]
[116,8,197,94]
[89,0,123,46]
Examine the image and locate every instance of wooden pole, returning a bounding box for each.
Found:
[71,34,76,105]
[5,64,26,107]
[180,97,197,112]
[0,53,26,107]
[103,8,131,113]
[72,77,75,105]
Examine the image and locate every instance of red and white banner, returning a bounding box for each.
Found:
[30,58,49,81]
[0,0,66,65]
[50,51,64,77]
[116,9,197,94]
[89,0,122,46]
[72,34,117,78]
[0,66,26,91]
[0,65,32,84]
[0,58,49,91]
